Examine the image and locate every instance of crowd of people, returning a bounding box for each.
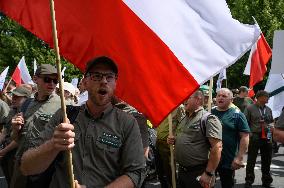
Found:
[0,56,284,188]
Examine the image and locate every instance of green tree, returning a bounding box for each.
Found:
[0,13,82,83]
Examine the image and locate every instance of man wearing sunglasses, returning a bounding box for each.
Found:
[11,64,61,188]
[21,56,146,188]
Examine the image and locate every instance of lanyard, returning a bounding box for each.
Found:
[258,106,266,119]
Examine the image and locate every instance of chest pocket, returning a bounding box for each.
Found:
[182,122,203,142]
[96,132,122,152]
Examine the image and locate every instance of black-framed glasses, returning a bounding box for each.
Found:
[39,76,58,84]
[87,72,117,82]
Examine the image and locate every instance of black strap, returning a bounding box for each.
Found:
[66,105,80,124]
[200,112,211,137]
[20,97,33,114]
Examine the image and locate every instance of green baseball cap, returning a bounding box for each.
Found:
[35,64,58,75]
[12,85,32,97]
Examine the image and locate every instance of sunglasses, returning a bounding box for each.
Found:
[39,76,58,84]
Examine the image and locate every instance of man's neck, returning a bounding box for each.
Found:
[256,102,265,108]
[36,92,50,101]
[216,105,230,111]
[86,100,111,118]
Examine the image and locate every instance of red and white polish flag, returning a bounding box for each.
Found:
[244,32,272,97]
[11,56,34,86]
[1,0,260,125]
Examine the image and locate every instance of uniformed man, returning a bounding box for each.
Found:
[0,85,32,187]
[20,56,146,188]
[167,90,222,188]
[211,88,250,188]
[244,90,274,188]
[233,86,254,112]
[11,64,61,188]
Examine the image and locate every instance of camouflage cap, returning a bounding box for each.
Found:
[12,85,32,97]
[35,64,58,75]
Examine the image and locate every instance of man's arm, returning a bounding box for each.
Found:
[273,128,284,143]
[199,138,222,187]
[0,140,18,158]
[21,122,75,175]
[232,132,249,170]
[105,175,134,188]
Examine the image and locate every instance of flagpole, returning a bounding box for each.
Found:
[168,113,177,188]
[2,78,12,93]
[49,0,74,188]
[208,77,214,112]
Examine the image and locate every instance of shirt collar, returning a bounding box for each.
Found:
[84,103,113,120]
[34,92,56,102]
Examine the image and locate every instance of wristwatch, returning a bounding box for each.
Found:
[205,170,214,177]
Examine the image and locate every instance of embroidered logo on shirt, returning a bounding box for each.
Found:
[97,132,121,148]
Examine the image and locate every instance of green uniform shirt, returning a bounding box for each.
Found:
[244,104,273,133]
[3,108,17,144]
[233,97,254,112]
[156,106,185,141]
[211,107,250,169]
[16,93,61,160]
[0,99,9,125]
[29,104,145,188]
[276,110,284,129]
[175,107,222,167]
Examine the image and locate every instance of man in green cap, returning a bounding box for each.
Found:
[11,64,61,188]
[0,84,32,187]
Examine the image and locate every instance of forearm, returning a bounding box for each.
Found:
[105,175,134,188]
[273,128,284,143]
[2,140,18,153]
[21,139,60,176]
[236,134,249,159]
[206,142,222,172]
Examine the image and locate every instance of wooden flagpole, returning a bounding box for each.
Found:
[2,78,12,94]
[49,0,75,187]
[168,113,176,188]
[208,77,214,112]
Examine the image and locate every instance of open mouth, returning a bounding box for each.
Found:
[98,88,108,96]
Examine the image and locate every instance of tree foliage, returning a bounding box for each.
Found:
[1,1,284,90]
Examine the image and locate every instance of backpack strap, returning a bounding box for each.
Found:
[66,105,80,124]
[200,112,211,137]
[20,97,33,114]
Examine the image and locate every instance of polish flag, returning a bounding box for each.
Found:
[11,57,34,86]
[1,0,260,125]
[0,67,9,91]
[244,33,272,97]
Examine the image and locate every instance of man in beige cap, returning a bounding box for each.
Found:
[11,64,61,188]
[0,84,32,187]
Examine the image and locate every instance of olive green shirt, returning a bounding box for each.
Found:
[175,107,222,167]
[233,96,254,112]
[0,99,9,126]
[15,93,61,160]
[156,105,185,141]
[29,104,145,188]
[244,104,273,133]
[276,110,284,129]
[3,108,17,144]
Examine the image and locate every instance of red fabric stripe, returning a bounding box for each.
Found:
[11,66,21,86]
[249,34,272,88]
[1,0,199,125]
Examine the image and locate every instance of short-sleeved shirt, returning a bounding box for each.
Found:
[0,99,9,125]
[275,110,284,129]
[29,104,145,188]
[244,104,273,133]
[211,107,250,169]
[233,97,254,112]
[175,107,222,167]
[15,93,61,160]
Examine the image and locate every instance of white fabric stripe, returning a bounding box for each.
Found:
[244,35,261,75]
[123,0,260,84]
[18,56,34,84]
[0,66,9,90]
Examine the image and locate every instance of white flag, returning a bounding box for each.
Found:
[0,67,9,91]
[270,30,284,74]
[216,68,227,91]
[71,78,79,88]
[33,59,37,75]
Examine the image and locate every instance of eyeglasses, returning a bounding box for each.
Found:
[87,72,117,82]
[39,76,58,84]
